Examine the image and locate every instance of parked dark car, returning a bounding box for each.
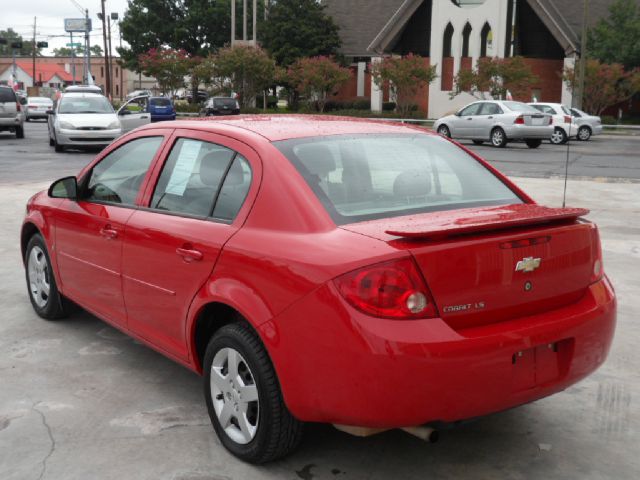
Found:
[146,96,176,122]
[200,97,240,116]
[186,90,209,103]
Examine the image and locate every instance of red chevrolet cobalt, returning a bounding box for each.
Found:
[22,116,616,463]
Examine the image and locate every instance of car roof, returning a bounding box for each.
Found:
[139,115,431,142]
[149,96,170,100]
[61,92,106,98]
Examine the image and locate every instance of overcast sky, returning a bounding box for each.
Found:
[1,0,130,55]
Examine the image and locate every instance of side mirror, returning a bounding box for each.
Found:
[48,176,78,200]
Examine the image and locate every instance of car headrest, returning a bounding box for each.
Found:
[393,170,432,197]
[224,158,245,186]
[296,144,336,177]
[199,151,229,187]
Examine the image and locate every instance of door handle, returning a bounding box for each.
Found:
[99,225,118,240]
[176,246,203,262]
[488,116,494,119]
[467,117,473,120]
[140,115,149,119]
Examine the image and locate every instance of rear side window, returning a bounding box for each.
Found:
[0,88,16,103]
[275,134,522,225]
[84,136,163,205]
[150,138,251,221]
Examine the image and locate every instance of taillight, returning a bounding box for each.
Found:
[564,115,571,124]
[591,226,604,283]
[549,116,554,125]
[16,102,21,112]
[334,258,438,319]
[514,116,525,125]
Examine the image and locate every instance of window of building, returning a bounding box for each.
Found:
[101,66,104,78]
[115,67,119,78]
[480,22,493,57]
[442,23,454,58]
[461,22,472,57]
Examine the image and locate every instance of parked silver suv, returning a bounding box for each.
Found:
[0,86,26,139]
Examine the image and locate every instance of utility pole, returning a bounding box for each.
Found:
[108,14,114,96]
[71,32,76,85]
[576,0,589,110]
[243,0,247,41]
[84,8,90,84]
[32,17,36,87]
[231,0,236,45]
[100,0,111,97]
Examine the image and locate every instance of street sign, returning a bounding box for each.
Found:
[36,41,48,48]
[66,43,82,47]
[64,18,92,33]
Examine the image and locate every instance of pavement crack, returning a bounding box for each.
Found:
[32,402,56,480]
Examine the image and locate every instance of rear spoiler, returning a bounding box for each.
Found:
[385,204,589,240]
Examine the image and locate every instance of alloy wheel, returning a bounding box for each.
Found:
[551,129,567,144]
[27,246,50,308]
[578,126,591,141]
[210,347,260,445]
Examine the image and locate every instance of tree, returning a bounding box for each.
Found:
[53,45,103,57]
[209,45,276,108]
[139,47,196,97]
[588,0,640,70]
[371,54,438,116]
[287,56,351,112]
[563,59,640,115]
[450,56,538,101]
[0,28,42,57]
[261,0,341,67]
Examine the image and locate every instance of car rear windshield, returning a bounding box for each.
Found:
[150,98,171,106]
[214,98,237,108]
[502,101,540,113]
[275,134,523,225]
[59,95,114,114]
[0,88,16,103]
[29,97,52,104]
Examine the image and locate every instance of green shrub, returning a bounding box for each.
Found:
[382,102,396,111]
[600,115,616,125]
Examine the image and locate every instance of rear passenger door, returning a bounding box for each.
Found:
[476,102,503,139]
[121,129,258,361]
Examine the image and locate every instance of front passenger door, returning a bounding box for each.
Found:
[455,103,482,138]
[54,135,165,326]
[117,96,151,133]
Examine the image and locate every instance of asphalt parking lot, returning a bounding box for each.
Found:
[0,122,639,479]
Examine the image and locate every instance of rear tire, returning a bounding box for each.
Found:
[525,139,542,149]
[437,125,451,138]
[49,136,55,146]
[25,234,67,320]
[577,126,592,141]
[550,127,568,145]
[203,323,303,463]
[490,127,507,148]
[15,126,24,139]
[472,140,484,145]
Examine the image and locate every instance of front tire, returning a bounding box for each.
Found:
[491,127,507,148]
[25,234,66,320]
[472,140,484,145]
[437,125,451,138]
[577,125,592,141]
[550,127,568,145]
[525,139,542,149]
[203,323,303,463]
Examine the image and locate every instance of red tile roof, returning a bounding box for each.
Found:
[15,60,74,82]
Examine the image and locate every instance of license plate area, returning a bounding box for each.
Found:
[511,339,573,391]
[531,117,544,126]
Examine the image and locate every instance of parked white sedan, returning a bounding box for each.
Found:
[434,100,553,148]
[529,102,580,144]
[570,108,603,141]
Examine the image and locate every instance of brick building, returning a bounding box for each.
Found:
[0,56,129,99]
[323,0,621,117]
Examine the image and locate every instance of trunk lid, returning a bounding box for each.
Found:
[341,204,597,330]
[523,113,551,126]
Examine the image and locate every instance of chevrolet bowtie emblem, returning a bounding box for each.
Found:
[515,257,541,273]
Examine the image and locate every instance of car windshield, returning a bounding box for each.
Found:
[502,101,540,113]
[214,98,237,108]
[59,95,114,114]
[275,134,522,225]
[150,98,171,106]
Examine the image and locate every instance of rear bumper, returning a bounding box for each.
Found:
[150,113,176,122]
[265,277,616,427]
[504,125,554,140]
[0,116,22,128]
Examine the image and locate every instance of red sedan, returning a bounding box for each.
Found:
[22,116,616,463]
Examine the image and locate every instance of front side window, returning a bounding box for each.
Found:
[276,134,522,225]
[150,138,252,220]
[84,136,163,205]
[459,103,481,116]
